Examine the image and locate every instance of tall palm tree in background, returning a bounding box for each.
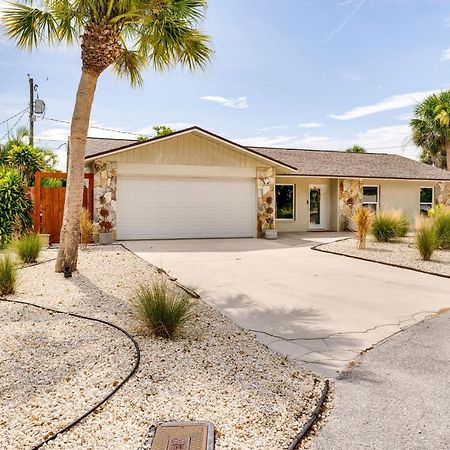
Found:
[410,91,450,170]
[3,0,211,272]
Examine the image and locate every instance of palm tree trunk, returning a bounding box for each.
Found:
[55,70,98,272]
[445,141,450,171]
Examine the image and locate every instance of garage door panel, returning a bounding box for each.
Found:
[116,176,255,240]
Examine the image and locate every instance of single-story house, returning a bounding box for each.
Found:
[84,126,450,240]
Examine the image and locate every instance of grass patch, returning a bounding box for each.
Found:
[133,278,193,338]
[353,207,374,249]
[80,208,93,248]
[430,205,450,249]
[415,218,437,261]
[15,233,42,264]
[372,209,409,242]
[0,253,16,295]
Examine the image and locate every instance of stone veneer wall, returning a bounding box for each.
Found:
[436,181,450,206]
[256,167,275,237]
[93,160,117,240]
[338,179,363,231]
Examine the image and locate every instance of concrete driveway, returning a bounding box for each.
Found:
[123,233,450,377]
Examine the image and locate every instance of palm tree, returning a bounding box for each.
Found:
[345,145,366,153]
[410,91,450,170]
[3,1,211,272]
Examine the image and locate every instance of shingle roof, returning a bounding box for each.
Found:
[85,137,137,158]
[249,147,450,181]
[84,128,450,181]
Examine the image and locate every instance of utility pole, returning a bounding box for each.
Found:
[28,74,34,146]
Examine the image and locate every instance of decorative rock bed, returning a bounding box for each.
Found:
[318,235,450,278]
[0,246,325,450]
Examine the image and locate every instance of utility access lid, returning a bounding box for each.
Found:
[145,421,214,450]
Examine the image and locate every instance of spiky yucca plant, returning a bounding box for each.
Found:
[15,233,42,263]
[352,207,373,249]
[80,208,93,248]
[372,209,409,242]
[3,0,211,273]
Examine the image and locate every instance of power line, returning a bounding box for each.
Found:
[43,117,148,138]
[0,109,28,141]
[0,108,29,127]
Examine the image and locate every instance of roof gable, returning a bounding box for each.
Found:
[85,126,297,171]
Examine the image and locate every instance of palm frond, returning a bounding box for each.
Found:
[112,45,147,87]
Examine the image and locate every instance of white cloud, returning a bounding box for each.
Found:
[258,125,288,132]
[298,122,324,129]
[441,49,450,61]
[235,124,419,159]
[325,0,368,43]
[341,70,361,82]
[200,96,248,109]
[236,135,297,147]
[330,89,440,120]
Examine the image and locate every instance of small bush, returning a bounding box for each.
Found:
[15,233,42,263]
[133,278,192,338]
[372,209,409,242]
[0,254,16,295]
[430,205,450,249]
[415,218,437,261]
[80,208,93,248]
[352,207,374,249]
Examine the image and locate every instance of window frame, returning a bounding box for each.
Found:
[419,186,434,215]
[362,185,379,212]
[275,183,296,221]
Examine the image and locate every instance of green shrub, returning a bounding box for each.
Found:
[133,278,192,338]
[415,218,437,261]
[0,254,16,295]
[372,209,409,242]
[15,234,42,264]
[0,167,33,247]
[430,205,450,249]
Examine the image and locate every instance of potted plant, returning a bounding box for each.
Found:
[265,216,278,240]
[98,208,114,245]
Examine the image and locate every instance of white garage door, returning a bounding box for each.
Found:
[116,176,256,240]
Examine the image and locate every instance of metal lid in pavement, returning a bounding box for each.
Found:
[147,421,214,450]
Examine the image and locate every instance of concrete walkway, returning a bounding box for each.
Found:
[123,233,450,377]
[311,311,450,449]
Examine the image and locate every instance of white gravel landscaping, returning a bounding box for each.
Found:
[320,235,450,277]
[0,246,324,450]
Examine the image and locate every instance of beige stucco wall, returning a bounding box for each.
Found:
[367,179,434,220]
[98,132,268,168]
[274,177,334,232]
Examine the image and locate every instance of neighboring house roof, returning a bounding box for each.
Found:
[250,147,450,181]
[84,126,450,181]
[85,137,137,158]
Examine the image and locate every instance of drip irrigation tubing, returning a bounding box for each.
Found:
[287,379,329,450]
[0,294,140,449]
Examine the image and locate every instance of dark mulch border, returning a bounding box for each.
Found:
[311,238,450,280]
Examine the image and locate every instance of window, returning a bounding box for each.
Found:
[276,184,295,220]
[362,185,379,212]
[420,187,434,215]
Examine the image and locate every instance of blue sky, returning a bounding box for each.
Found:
[1,0,450,169]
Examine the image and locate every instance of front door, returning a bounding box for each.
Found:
[309,185,328,230]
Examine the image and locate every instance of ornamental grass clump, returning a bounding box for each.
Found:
[80,208,93,248]
[415,217,437,261]
[133,278,192,338]
[371,209,409,242]
[352,207,374,249]
[15,233,42,264]
[0,254,16,295]
[429,205,450,249]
